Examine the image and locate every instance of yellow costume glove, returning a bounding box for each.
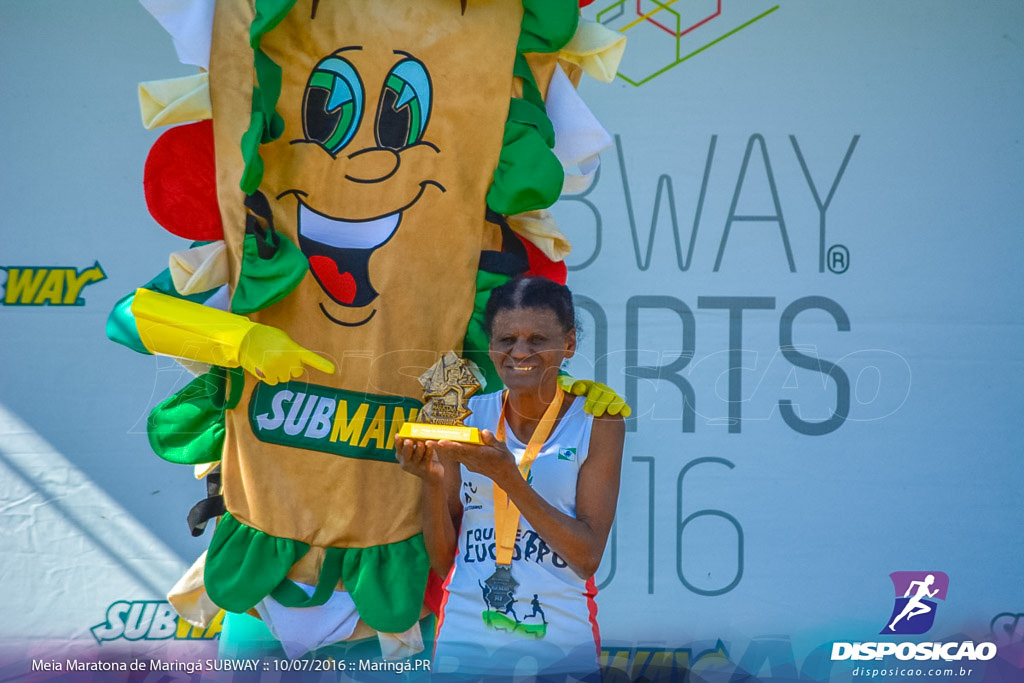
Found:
[130,288,334,384]
[237,324,335,385]
[557,374,632,418]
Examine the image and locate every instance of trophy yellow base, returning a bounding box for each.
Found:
[397,422,483,444]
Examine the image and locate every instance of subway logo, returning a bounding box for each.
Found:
[249,381,421,462]
[1,263,106,306]
[91,601,221,643]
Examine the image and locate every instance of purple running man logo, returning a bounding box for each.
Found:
[882,571,949,635]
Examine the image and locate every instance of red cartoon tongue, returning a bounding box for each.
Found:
[309,255,357,304]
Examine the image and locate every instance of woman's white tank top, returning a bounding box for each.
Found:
[433,391,601,678]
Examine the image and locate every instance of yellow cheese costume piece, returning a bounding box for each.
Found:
[167,551,219,628]
[508,210,573,262]
[560,18,627,83]
[169,240,228,294]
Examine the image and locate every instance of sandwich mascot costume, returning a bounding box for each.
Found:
[108,0,627,661]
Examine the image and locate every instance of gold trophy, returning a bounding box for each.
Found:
[397,351,483,444]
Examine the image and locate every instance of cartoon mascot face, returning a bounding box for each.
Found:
[291,50,438,318]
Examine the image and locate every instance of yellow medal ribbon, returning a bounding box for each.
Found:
[492,387,565,567]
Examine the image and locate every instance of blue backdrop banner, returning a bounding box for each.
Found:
[0,1,1021,681]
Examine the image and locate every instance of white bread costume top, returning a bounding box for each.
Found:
[433,391,600,678]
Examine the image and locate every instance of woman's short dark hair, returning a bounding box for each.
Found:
[483,276,576,337]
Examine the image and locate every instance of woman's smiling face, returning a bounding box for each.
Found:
[488,306,576,393]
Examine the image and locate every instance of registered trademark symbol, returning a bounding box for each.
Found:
[827,244,849,274]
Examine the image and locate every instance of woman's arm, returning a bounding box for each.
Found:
[435,413,625,579]
[395,437,464,577]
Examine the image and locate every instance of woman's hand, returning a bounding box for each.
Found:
[397,434,464,577]
[433,430,518,486]
[394,436,444,483]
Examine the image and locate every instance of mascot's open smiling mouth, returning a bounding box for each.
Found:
[285,180,443,326]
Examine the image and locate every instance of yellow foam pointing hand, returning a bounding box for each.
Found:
[238,324,335,385]
[557,375,632,418]
[131,288,334,383]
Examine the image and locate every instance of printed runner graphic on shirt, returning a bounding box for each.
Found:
[465,524,566,639]
[480,580,549,639]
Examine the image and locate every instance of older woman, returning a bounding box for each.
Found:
[397,277,625,680]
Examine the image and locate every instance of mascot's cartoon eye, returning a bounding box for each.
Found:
[375,59,432,150]
[302,56,364,155]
